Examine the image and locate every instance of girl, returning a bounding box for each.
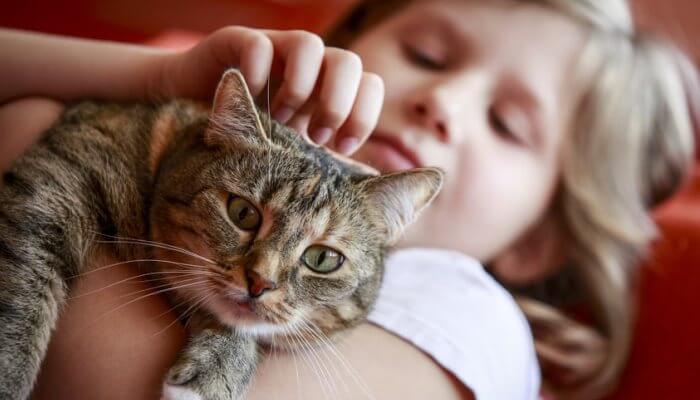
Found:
[1,0,697,399]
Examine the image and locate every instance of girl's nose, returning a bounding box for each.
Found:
[407,84,462,143]
[406,72,486,143]
[411,100,450,141]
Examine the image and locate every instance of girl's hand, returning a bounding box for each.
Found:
[157,27,384,154]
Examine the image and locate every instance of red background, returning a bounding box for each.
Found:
[1,1,699,398]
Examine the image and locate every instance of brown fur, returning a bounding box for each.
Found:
[0,69,442,400]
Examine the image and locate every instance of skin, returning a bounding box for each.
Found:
[0,0,588,398]
[350,0,588,284]
[0,27,383,155]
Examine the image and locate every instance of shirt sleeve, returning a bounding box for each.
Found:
[367,247,541,400]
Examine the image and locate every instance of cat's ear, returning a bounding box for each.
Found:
[205,69,270,148]
[361,167,444,245]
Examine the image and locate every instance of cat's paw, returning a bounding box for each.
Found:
[163,328,256,400]
[161,383,203,400]
[163,353,243,400]
[165,357,202,387]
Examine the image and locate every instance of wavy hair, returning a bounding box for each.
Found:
[326,1,698,398]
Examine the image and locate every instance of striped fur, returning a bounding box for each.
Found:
[0,70,442,400]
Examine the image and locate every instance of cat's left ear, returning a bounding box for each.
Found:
[205,69,270,148]
[361,167,444,245]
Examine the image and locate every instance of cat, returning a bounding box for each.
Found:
[0,69,443,400]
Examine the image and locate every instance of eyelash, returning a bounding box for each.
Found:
[402,43,445,70]
[488,107,520,144]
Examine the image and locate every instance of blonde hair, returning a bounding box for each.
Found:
[521,1,697,398]
[327,1,698,398]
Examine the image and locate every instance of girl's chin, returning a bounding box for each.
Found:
[353,141,417,172]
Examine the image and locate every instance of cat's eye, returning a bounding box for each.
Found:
[227,196,261,231]
[302,245,345,274]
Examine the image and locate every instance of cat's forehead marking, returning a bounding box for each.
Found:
[265,181,295,207]
[301,174,323,197]
[306,208,331,239]
[257,208,276,240]
[291,128,379,176]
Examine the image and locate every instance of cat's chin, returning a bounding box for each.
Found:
[207,295,288,338]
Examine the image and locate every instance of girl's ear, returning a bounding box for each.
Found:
[361,167,443,245]
[490,213,568,286]
[205,69,270,148]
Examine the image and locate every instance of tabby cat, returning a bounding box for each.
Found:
[0,69,443,400]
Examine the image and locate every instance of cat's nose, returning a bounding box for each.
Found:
[246,269,277,298]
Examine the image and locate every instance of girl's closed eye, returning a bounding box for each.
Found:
[401,40,446,70]
[400,28,449,71]
[488,103,534,148]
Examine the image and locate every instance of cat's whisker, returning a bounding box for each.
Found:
[294,320,351,400]
[287,326,334,400]
[304,319,374,398]
[147,292,194,324]
[280,326,303,400]
[297,324,354,399]
[153,290,215,337]
[96,279,210,321]
[90,232,215,265]
[289,322,339,400]
[183,290,215,322]
[265,74,273,187]
[69,258,156,278]
[297,317,376,400]
[113,276,209,301]
[71,257,216,280]
[147,279,217,326]
[69,270,214,300]
[95,238,215,266]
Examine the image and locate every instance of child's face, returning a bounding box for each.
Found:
[350,0,588,270]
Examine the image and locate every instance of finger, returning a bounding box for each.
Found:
[307,47,363,146]
[237,30,274,97]
[265,30,325,124]
[201,27,272,97]
[333,72,384,155]
[285,100,315,138]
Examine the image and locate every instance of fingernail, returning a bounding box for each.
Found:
[310,127,334,145]
[273,106,294,124]
[337,137,360,155]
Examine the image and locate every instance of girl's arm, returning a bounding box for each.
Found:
[0,29,165,103]
[0,27,384,153]
[32,250,473,400]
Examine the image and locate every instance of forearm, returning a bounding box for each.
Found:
[31,235,469,400]
[0,28,174,104]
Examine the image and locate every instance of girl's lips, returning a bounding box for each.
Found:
[362,134,421,172]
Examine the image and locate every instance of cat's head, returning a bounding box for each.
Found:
[150,69,442,339]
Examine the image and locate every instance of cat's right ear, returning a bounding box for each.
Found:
[361,167,444,245]
[205,69,270,148]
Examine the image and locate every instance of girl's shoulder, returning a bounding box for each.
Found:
[368,247,541,400]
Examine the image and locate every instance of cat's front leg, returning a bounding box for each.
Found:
[0,260,67,400]
[162,326,259,400]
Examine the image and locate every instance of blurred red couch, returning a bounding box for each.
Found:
[2,1,699,399]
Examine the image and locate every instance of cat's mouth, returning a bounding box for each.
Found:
[223,296,256,316]
[206,286,292,332]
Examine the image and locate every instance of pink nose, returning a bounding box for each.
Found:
[246,269,277,298]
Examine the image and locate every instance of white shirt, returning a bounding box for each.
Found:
[367,248,541,400]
